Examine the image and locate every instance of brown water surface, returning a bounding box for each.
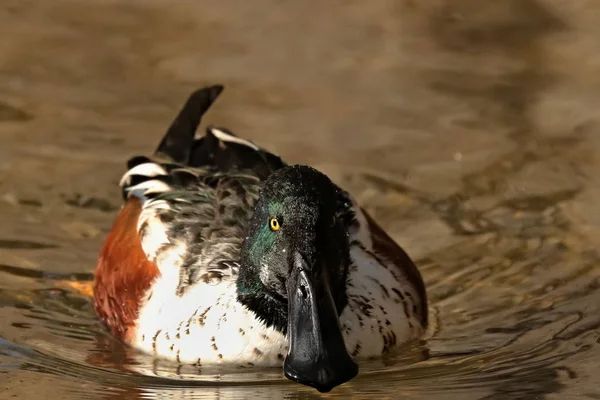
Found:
[1,1,600,399]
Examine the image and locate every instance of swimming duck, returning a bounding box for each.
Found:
[93,85,428,392]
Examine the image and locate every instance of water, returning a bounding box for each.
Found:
[1,1,600,399]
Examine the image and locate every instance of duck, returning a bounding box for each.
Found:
[93,85,428,392]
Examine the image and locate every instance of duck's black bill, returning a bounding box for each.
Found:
[283,253,358,393]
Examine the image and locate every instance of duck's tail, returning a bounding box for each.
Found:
[154,85,224,163]
[153,85,285,179]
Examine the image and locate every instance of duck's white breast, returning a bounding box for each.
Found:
[134,264,288,366]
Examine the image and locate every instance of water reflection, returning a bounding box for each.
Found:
[2,0,600,399]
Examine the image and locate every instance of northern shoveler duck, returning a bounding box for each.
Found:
[93,85,428,392]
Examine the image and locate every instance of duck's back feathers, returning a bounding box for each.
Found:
[155,85,223,164]
[119,160,261,297]
[189,126,286,179]
[153,85,285,178]
[114,86,289,297]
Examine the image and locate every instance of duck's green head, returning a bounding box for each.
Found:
[237,165,358,392]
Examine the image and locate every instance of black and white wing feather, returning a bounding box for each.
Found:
[119,86,285,295]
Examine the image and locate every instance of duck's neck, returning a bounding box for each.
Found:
[236,277,289,334]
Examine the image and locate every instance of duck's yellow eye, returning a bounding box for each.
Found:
[269,217,280,231]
